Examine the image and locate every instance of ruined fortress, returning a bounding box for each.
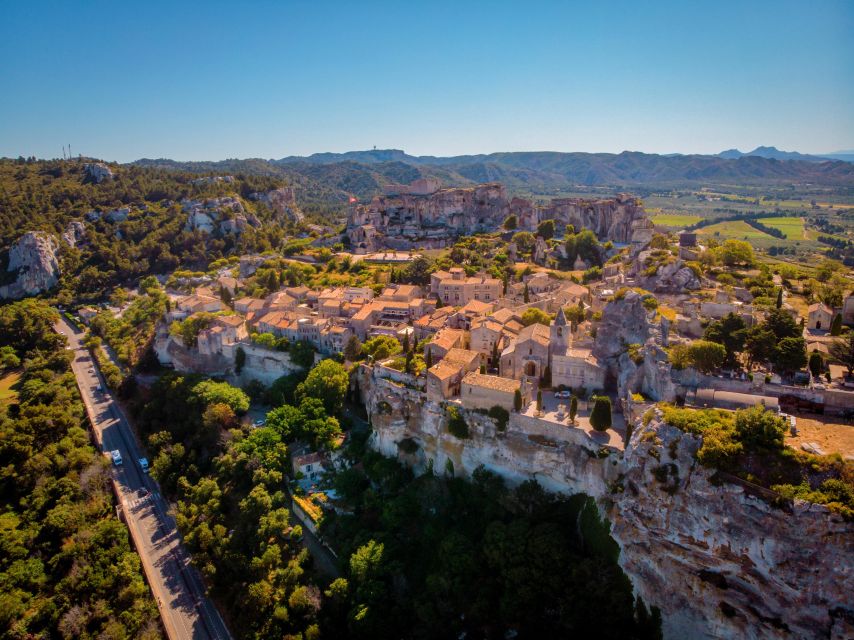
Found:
[346,178,654,252]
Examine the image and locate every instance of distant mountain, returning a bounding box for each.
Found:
[131,148,854,202]
[716,146,852,163]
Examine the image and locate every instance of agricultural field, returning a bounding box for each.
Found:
[650,213,703,229]
[696,220,774,240]
[758,216,806,239]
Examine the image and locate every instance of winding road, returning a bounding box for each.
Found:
[56,315,232,640]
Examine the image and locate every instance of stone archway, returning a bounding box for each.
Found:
[525,361,537,378]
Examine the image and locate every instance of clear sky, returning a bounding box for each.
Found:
[1,0,852,162]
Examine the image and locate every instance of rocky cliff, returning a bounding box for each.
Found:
[347,183,509,251]
[250,187,303,222]
[182,196,261,235]
[358,366,854,639]
[533,193,654,245]
[0,231,61,299]
[346,181,653,251]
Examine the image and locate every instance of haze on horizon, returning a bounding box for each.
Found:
[1,0,852,163]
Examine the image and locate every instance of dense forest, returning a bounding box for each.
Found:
[0,300,161,639]
[0,159,306,302]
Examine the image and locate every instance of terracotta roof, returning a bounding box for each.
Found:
[443,347,480,366]
[215,315,244,327]
[428,361,462,381]
[431,328,464,351]
[462,372,520,393]
[516,322,551,347]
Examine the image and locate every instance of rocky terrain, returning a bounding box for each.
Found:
[357,367,854,640]
[0,231,60,299]
[249,187,303,222]
[347,182,510,251]
[83,162,113,183]
[182,196,261,235]
[346,181,653,251]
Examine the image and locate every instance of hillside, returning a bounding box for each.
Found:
[132,149,854,200]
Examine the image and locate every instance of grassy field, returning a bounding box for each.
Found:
[651,213,703,228]
[0,370,21,405]
[759,216,805,239]
[696,220,773,240]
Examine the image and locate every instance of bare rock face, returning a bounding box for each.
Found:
[250,187,303,222]
[346,180,653,253]
[0,232,60,299]
[83,162,113,183]
[347,182,509,252]
[611,414,854,640]
[182,196,258,235]
[593,291,651,361]
[62,220,87,247]
[638,258,701,293]
[537,193,652,245]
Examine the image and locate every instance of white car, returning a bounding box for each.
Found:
[554,390,572,399]
[111,450,123,466]
[254,419,266,427]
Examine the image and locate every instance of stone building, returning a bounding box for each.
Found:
[808,302,835,331]
[460,372,523,411]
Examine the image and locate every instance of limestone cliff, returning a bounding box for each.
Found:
[347,183,653,252]
[358,366,854,639]
[0,231,61,299]
[535,193,654,245]
[347,183,509,251]
[249,187,303,222]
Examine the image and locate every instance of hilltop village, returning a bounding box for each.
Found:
[4,168,853,640]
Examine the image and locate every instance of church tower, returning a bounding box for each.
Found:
[550,306,570,356]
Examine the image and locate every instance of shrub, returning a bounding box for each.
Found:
[487,405,509,432]
[589,396,612,431]
[447,406,469,439]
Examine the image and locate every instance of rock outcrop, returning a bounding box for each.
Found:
[347,180,653,253]
[182,196,260,235]
[533,193,654,245]
[359,367,854,640]
[637,257,702,293]
[612,413,854,640]
[347,182,509,252]
[62,220,87,247]
[0,232,61,299]
[83,162,113,183]
[250,187,303,222]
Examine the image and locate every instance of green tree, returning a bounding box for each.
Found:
[719,239,754,266]
[521,307,551,327]
[763,308,801,341]
[536,390,543,412]
[343,335,363,361]
[192,379,250,414]
[513,388,523,412]
[744,326,777,369]
[703,313,747,367]
[569,396,578,422]
[687,340,727,374]
[296,359,349,415]
[589,396,612,431]
[0,345,20,370]
[776,287,783,309]
[734,405,786,450]
[808,351,824,377]
[772,336,807,375]
[511,231,536,255]
[503,214,518,230]
[235,345,246,374]
[830,313,843,336]
[536,219,556,240]
[290,340,316,368]
[362,335,402,361]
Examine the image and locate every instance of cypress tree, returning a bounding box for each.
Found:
[590,396,612,431]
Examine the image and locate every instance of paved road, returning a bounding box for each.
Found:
[56,316,232,640]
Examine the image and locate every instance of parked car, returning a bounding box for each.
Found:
[254,419,266,427]
[111,450,123,466]
[139,457,149,473]
[554,390,572,399]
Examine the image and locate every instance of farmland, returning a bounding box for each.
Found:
[696,220,774,240]
[651,213,703,228]
[758,216,806,239]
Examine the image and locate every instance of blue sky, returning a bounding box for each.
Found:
[1,0,852,162]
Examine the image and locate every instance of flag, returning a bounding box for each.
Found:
[349,196,357,203]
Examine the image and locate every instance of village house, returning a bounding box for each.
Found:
[293,451,325,486]
[460,372,525,411]
[425,328,467,362]
[197,315,248,356]
[842,294,854,326]
[413,306,456,339]
[173,291,224,319]
[808,302,835,331]
[430,268,502,306]
[425,347,481,401]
